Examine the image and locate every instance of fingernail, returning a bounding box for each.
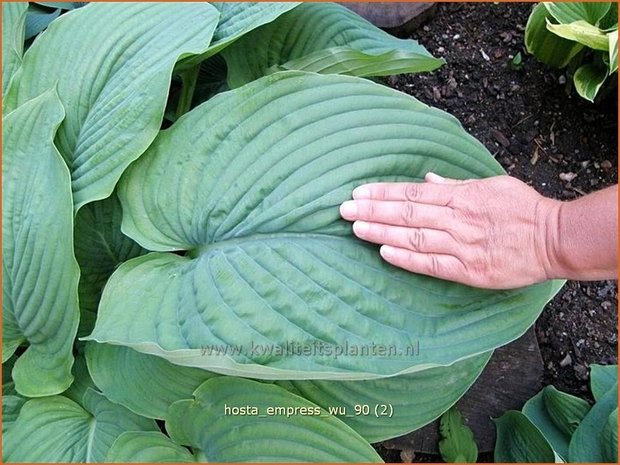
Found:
[352,186,370,199]
[380,245,395,259]
[339,200,358,219]
[425,172,445,183]
[353,221,369,236]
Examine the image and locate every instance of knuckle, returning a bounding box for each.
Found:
[401,202,416,224]
[404,183,421,202]
[407,229,425,251]
[428,254,441,276]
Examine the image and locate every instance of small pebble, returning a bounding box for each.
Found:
[453,34,460,40]
[559,353,572,367]
[559,75,566,85]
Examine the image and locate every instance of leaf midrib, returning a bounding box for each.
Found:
[188,231,348,258]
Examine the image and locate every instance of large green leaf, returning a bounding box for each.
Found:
[602,408,618,463]
[86,343,490,442]
[2,389,158,462]
[107,431,195,463]
[2,89,80,396]
[85,342,217,420]
[591,363,618,401]
[547,20,610,51]
[573,63,609,102]
[2,395,25,435]
[178,2,300,70]
[2,2,27,99]
[569,382,618,462]
[525,3,584,68]
[87,71,562,380]
[222,2,443,88]
[522,386,589,460]
[74,194,146,336]
[544,2,612,26]
[493,410,558,462]
[6,3,220,210]
[279,352,491,442]
[167,377,383,462]
[24,3,61,40]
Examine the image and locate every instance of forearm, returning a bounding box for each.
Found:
[547,185,618,281]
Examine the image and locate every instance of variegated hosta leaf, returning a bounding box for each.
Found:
[2,389,158,463]
[6,2,220,210]
[222,2,444,88]
[525,3,584,69]
[166,377,383,462]
[107,431,195,463]
[2,2,27,99]
[87,71,563,380]
[177,2,300,69]
[543,2,612,26]
[86,342,490,442]
[74,193,146,336]
[2,89,80,396]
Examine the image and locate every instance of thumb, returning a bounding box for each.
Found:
[425,172,472,185]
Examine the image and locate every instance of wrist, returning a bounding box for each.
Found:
[536,196,565,281]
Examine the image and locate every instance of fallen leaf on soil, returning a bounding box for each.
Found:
[491,128,510,147]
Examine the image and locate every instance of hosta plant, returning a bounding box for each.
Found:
[494,364,618,463]
[3,2,564,462]
[525,2,618,102]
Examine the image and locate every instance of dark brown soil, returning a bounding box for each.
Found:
[381,1,617,461]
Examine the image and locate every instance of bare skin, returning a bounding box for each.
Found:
[340,173,618,289]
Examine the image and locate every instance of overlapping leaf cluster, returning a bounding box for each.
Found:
[3,3,564,462]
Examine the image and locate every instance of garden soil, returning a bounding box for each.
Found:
[377,2,617,461]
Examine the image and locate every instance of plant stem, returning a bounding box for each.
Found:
[176,64,200,119]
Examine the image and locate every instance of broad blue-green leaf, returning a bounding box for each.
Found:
[279,352,491,442]
[493,410,558,462]
[74,194,146,336]
[64,352,97,407]
[88,71,563,380]
[609,30,618,73]
[543,385,591,436]
[544,2,611,26]
[2,395,25,435]
[569,382,618,462]
[86,342,217,420]
[602,408,618,462]
[522,386,589,460]
[167,377,383,462]
[574,63,608,102]
[24,4,61,40]
[35,2,86,9]
[6,3,220,210]
[525,3,584,68]
[222,2,443,88]
[2,355,17,396]
[438,407,478,462]
[547,20,610,51]
[107,431,195,463]
[591,364,618,401]
[86,342,490,442]
[2,2,27,98]
[178,2,299,70]
[2,389,157,463]
[2,89,80,396]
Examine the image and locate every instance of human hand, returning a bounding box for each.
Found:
[340,173,562,289]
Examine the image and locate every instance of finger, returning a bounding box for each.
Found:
[340,200,451,229]
[379,245,468,283]
[351,181,454,206]
[424,172,473,185]
[352,221,457,254]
